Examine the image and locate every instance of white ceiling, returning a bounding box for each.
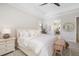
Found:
[8,3,79,19]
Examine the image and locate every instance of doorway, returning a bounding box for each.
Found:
[76,17,79,43]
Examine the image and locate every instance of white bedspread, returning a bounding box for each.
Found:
[22,34,55,56]
[17,29,55,56]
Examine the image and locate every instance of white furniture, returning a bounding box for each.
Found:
[0,37,15,55]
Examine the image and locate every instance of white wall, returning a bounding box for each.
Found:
[59,12,79,42]
[0,4,41,29]
[1,4,79,43]
[59,13,76,42]
[44,11,79,43]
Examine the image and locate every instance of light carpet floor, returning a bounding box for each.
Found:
[4,49,26,56]
[4,48,79,56]
[4,42,79,56]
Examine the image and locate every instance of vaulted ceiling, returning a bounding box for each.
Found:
[8,3,79,19]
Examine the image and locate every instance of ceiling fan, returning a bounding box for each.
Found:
[40,3,60,7]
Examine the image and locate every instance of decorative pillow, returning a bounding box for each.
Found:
[17,29,41,39]
[22,31,31,38]
[28,30,41,37]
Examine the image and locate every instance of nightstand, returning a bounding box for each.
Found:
[0,37,15,55]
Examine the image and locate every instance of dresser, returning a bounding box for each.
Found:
[0,37,15,55]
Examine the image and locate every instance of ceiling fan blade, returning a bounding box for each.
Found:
[54,3,60,6]
[40,3,48,6]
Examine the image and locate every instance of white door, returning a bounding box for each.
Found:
[76,17,79,42]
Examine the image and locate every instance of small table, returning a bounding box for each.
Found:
[53,39,65,56]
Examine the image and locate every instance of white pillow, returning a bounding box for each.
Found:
[17,29,41,39]
[28,29,41,37]
[17,30,30,39]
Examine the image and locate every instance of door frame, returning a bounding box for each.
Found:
[76,17,79,43]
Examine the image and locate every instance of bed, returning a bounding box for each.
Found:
[17,29,55,56]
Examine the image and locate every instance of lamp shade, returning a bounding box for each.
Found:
[2,28,11,34]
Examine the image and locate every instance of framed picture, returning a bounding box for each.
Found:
[63,22,74,32]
